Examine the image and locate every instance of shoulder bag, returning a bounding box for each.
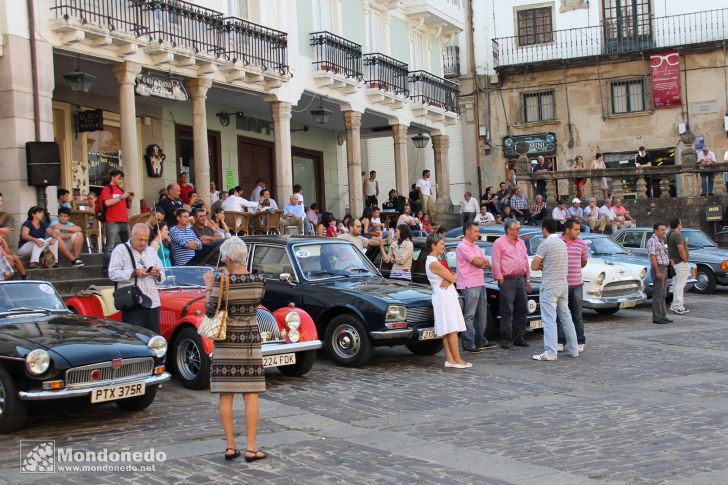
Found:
[113,243,147,311]
[198,269,229,341]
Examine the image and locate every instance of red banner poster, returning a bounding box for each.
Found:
[650,52,681,109]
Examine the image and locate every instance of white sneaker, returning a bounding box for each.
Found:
[681,307,690,313]
[669,307,685,315]
[557,344,565,352]
[532,352,557,361]
[578,344,585,353]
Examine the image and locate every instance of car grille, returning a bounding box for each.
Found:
[257,308,283,343]
[602,280,641,298]
[406,306,434,324]
[65,357,154,389]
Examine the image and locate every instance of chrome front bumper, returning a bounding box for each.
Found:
[583,292,647,309]
[369,328,415,340]
[18,372,172,401]
[261,340,322,356]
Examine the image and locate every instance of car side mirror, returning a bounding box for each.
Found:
[279,273,295,286]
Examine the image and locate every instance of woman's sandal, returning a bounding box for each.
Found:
[224,448,240,461]
[244,449,267,463]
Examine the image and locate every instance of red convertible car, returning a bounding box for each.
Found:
[65,266,321,389]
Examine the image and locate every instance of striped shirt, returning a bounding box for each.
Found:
[535,234,569,289]
[169,225,202,266]
[561,235,588,286]
[647,234,670,266]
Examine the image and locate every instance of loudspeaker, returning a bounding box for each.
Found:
[26,142,61,186]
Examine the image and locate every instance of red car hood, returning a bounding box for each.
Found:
[160,288,206,315]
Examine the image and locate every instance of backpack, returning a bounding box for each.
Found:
[39,249,56,269]
[98,184,113,223]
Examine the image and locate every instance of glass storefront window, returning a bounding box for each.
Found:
[293,154,319,207]
[86,125,122,191]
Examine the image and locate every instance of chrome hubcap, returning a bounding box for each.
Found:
[177,338,201,380]
[332,324,360,359]
[695,272,709,291]
[0,380,5,419]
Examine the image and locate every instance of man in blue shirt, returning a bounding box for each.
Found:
[57,189,72,210]
[280,194,305,234]
[50,207,85,266]
[169,208,202,266]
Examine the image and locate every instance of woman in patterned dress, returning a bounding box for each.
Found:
[203,237,268,462]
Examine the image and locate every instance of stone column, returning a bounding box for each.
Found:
[270,101,293,202]
[432,134,453,215]
[186,78,213,203]
[392,124,409,196]
[344,110,363,218]
[677,131,699,197]
[112,62,143,216]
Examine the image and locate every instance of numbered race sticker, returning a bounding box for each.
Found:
[39,284,55,295]
[295,249,310,258]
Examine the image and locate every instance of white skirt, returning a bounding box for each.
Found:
[432,285,466,336]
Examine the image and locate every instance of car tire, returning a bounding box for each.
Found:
[324,315,373,367]
[172,327,211,390]
[0,366,27,433]
[277,350,317,377]
[694,267,717,294]
[595,307,620,315]
[116,384,158,412]
[406,340,444,356]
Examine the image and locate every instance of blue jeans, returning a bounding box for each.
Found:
[460,285,488,350]
[540,285,578,356]
[557,284,585,345]
[701,173,715,194]
[103,222,129,272]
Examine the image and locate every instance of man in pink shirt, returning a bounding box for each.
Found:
[456,222,497,353]
[557,220,588,353]
[491,219,531,349]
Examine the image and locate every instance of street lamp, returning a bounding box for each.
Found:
[62,56,96,93]
[412,132,430,149]
[310,96,332,124]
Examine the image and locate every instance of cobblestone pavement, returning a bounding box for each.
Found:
[2,288,728,484]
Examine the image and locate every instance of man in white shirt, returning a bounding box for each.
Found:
[251,188,278,213]
[460,192,478,226]
[697,146,717,196]
[279,194,305,234]
[209,181,220,204]
[250,178,266,203]
[598,198,618,234]
[583,198,607,233]
[417,169,435,220]
[337,219,383,253]
[363,170,379,208]
[221,187,258,225]
[473,205,495,225]
[551,200,568,231]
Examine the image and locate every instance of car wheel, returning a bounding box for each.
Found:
[116,384,158,412]
[277,350,317,377]
[0,366,27,433]
[485,305,499,341]
[324,315,373,367]
[406,340,443,356]
[595,307,620,315]
[694,267,717,294]
[173,327,211,389]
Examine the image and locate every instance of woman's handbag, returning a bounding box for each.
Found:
[113,244,147,311]
[198,269,229,341]
[0,252,15,280]
[667,264,676,279]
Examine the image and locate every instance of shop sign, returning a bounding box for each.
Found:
[502,132,556,158]
[135,74,188,101]
[236,114,272,135]
[650,52,681,109]
[76,110,104,133]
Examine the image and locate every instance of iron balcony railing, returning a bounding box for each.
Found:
[442,45,460,78]
[130,0,222,55]
[309,31,363,80]
[221,17,289,74]
[408,70,459,113]
[493,7,728,67]
[52,0,290,74]
[363,53,409,97]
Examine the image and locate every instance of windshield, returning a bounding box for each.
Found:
[584,237,628,256]
[0,282,67,314]
[159,266,210,288]
[293,242,378,280]
[681,229,716,249]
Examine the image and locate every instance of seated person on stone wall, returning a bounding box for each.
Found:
[509,188,528,221]
[383,189,407,214]
[0,192,27,279]
[280,194,305,235]
[583,198,608,233]
[567,198,590,233]
[613,198,636,228]
[598,199,619,234]
[496,205,515,224]
[50,207,85,267]
[525,194,548,225]
[551,200,568,232]
[473,204,496,226]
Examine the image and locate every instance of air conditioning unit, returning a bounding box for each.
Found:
[488,74,499,85]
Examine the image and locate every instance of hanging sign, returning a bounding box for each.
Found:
[650,52,681,109]
[135,73,188,101]
[502,132,556,158]
[76,110,104,133]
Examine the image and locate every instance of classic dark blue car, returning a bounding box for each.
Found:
[190,236,439,367]
[0,281,170,433]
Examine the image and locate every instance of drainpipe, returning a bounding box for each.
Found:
[467,0,483,197]
[27,0,41,141]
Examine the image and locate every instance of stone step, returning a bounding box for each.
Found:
[51,277,113,298]
[25,264,102,282]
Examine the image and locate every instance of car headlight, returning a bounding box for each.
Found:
[384,305,407,323]
[288,328,300,343]
[595,272,606,286]
[26,349,50,375]
[147,335,168,358]
[285,311,301,330]
[640,268,647,281]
